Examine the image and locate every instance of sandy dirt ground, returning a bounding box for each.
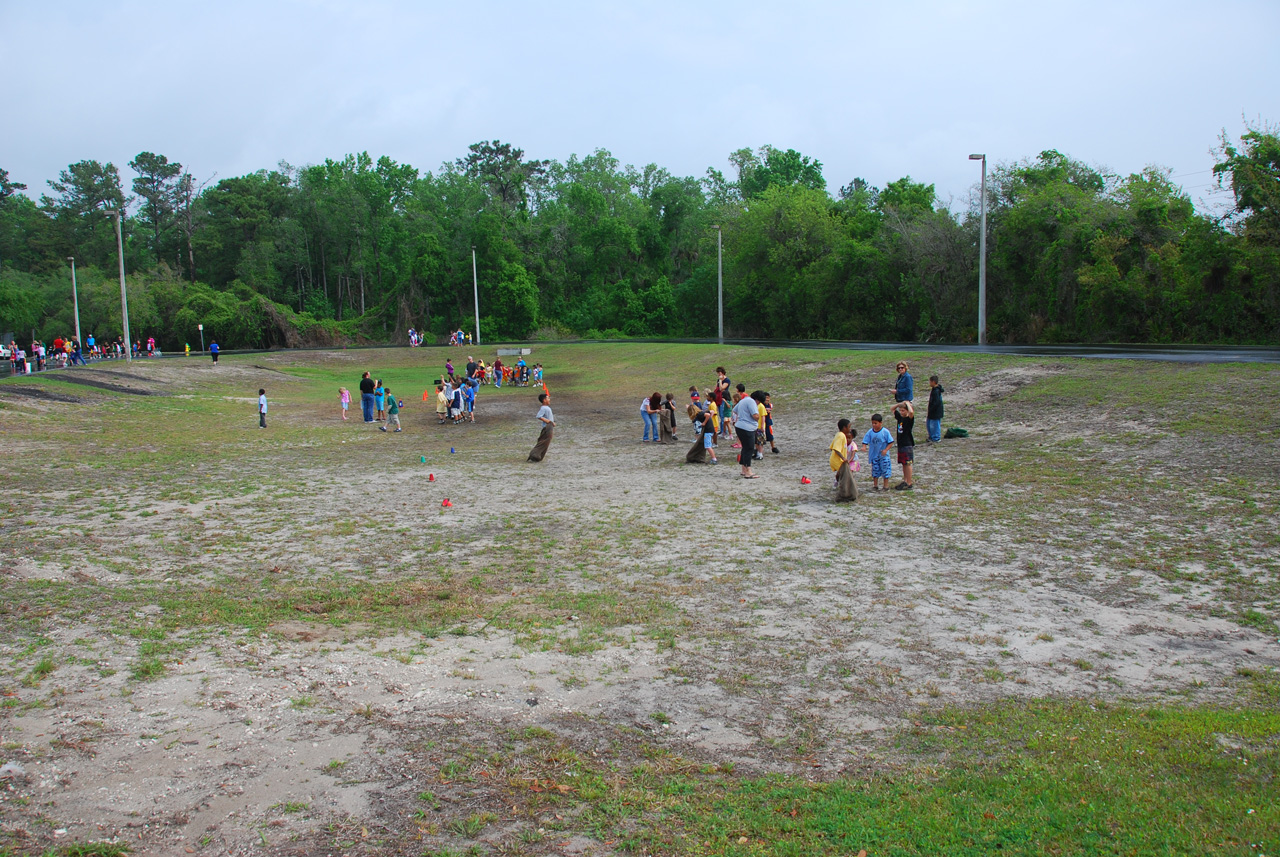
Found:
[0,347,1277,855]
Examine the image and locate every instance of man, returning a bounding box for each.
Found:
[465,355,478,379]
[210,341,220,364]
[359,372,376,423]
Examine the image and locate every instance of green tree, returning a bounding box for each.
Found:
[738,146,826,199]
[129,151,183,267]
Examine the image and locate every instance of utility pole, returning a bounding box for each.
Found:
[471,247,480,345]
[712,225,723,344]
[969,154,988,345]
[67,257,82,347]
[104,210,132,362]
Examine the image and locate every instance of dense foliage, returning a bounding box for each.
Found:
[2,126,1277,349]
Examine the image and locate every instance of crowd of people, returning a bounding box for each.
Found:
[6,333,125,373]
[339,352,555,460]
[329,353,946,496]
[4,333,224,374]
[655,360,946,495]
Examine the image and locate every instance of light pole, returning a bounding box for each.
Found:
[198,323,205,354]
[67,257,82,348]
[103,209,132,362]
[711,225,723,344]
[471,246,480,345]
[969,154,988,345]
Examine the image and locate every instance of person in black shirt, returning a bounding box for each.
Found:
[359,372,376,422]
[926,375,944,442]
[892,400,916,490]
[465,356,478,379]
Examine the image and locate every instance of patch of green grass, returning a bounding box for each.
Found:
[445,811,498,838]
[130,658,166,681]
[620,701,1280,855]
[62,843,131,857]
[21,656,56,687]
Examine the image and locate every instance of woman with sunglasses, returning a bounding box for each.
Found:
[893,361,914,403]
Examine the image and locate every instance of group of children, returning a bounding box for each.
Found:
[433,375,479,424]
[828,371,944,493]
[444,355,541,388]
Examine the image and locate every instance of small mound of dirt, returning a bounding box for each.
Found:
[57,375,166,396]
[0,385,85,403]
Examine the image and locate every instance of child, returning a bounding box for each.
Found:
[528,392,554,462]
[380,388,401,432]
[699,410,719,463]
[463,376,477,422]
[374,380,386,421]
[926,375,944,443]
[493,357,503,387]
[764,392,779,454]
[862,413,895,491]
[258,388,267,429]
[339,387,350,420]
[893,400,915,490]
[829,419,853,484]
[533,363,543,385]
[434,384,447,423]
[450,382,464,424]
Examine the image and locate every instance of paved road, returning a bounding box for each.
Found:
[700,339,1280,364]
[6,340,1280,378]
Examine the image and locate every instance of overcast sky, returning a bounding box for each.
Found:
[3,0,1276,213]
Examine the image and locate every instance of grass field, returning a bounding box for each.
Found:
[0,343,1277,856]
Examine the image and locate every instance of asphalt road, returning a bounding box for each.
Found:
[5,339,1280,376]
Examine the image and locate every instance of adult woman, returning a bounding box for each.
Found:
[893,361,914,403]
[640,392,662,442]
[732,391,763,478]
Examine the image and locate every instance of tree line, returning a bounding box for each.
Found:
[1,124,1277,350]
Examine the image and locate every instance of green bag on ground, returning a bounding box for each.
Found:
[944,427,969,439]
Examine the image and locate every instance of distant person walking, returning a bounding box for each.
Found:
[528,392,555,462]
[210,341,219,364]
[359,372,376,422]
[893,361,913,402]
[258,389,268,428]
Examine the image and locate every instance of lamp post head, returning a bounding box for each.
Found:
[969,154,985,161]
[711,224,720,230]
[67,256,74,262]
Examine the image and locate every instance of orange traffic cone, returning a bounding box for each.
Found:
[428,473,435,482]
[442,498,452,508]
[800,476,812,484]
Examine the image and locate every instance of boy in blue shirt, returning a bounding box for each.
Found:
[462,376,478,422]
[862,413,895,492]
